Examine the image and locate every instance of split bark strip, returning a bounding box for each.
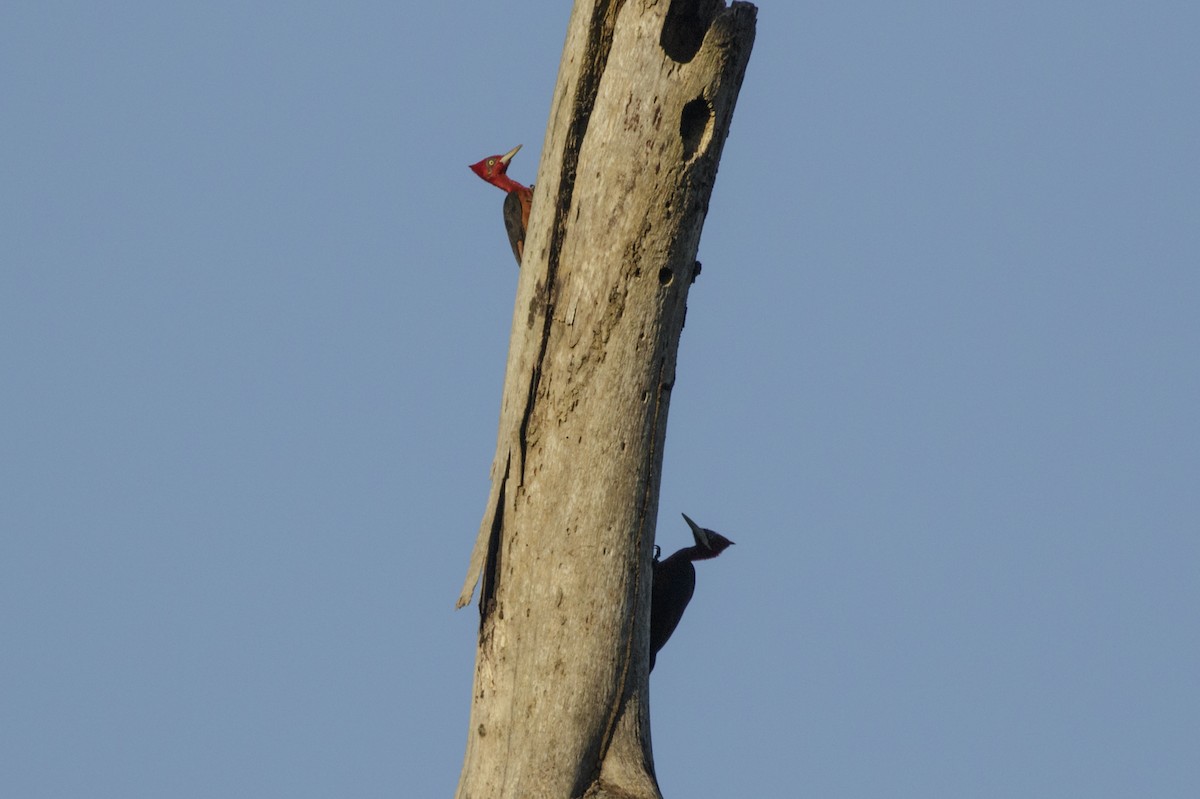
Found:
[456,3,755,798]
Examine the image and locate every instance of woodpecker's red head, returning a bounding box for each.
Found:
[681,513,735,558]
[469,144,526,193]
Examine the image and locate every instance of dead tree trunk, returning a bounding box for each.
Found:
[455,2,755,797]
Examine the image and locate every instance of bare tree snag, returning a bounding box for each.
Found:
[455,2,755,797]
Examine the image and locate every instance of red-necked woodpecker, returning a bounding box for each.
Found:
[469,144,533,265]
[649,513,735,672]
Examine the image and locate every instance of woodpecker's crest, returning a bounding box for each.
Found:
[469,144,522,185]
[681,512,735,555]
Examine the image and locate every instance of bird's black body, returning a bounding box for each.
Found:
[649,550,698,672]
[649,513,734,672]
[502,187,531,265]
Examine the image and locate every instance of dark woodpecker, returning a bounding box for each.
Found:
[468,144,533,266]
[649,513,735,672]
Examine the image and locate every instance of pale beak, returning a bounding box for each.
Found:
[681,513,709,548]
[499,144,523,165]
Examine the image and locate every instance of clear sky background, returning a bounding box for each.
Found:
[3,2,1197,797]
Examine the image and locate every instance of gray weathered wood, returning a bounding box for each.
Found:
[456,2,755,797]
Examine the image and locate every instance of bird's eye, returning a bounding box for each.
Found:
[487,158,496,166]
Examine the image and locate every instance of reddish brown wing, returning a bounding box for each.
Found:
[649,554,697,672]
[502,186,533,266]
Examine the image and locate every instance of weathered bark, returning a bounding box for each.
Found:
[455,2,755,797]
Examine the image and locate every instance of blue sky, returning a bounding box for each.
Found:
[3,2,1197,797]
